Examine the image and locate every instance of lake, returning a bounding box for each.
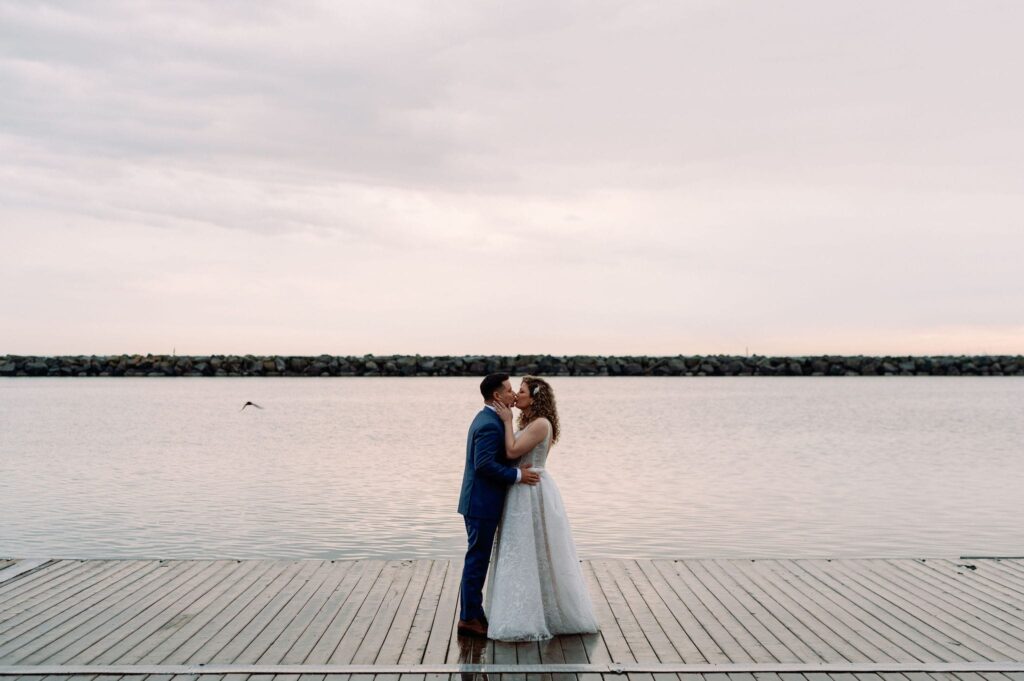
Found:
[1,377,1021,559]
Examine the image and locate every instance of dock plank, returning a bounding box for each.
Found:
[711,559,852,663]
[686,560,807,662]
[247,562,340,681]
[908,560,1024,624]
[579,561,632,681]
[930,559,1024,603]
[866,559,1024,655]
[0,557,1022,679]
[326,561,400,664]
[369,559,434,681]
[650,561,754,663]
[424,560,460,681]
[723,559,879,663]
[589,560,659,681]
[217,561,329,663]
[603,559,683,665]
[126,560,281,664]
[620,561,704,663]
[822,559,1019,660]
[349,560,419,670]
[633,561,728,664]
[0,561,82,602]
[178,560,319,681]
[0,562,152,640]
[275,560,381,681]
[0,562,193,661]
[397,560,447,667]
[36,560,241,664]
[443,561,467,667]
[751,560,921,664]
[768,559,952,661]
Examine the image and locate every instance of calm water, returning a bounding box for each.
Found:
[1,377,1022,560]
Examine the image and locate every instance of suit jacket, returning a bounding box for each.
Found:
[458,407,519,519]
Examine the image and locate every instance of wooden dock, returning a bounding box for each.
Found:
[1,558,1023,680]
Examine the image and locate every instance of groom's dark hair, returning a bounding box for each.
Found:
[480,372,510,401]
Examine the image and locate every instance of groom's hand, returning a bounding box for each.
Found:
[520,464,541,486]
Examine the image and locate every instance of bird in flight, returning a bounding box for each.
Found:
[240,401,264,411]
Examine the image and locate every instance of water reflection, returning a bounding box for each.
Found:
[457,631,621,674]
[458,637,489,681]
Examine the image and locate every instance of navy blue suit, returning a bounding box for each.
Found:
[457,406,519,622]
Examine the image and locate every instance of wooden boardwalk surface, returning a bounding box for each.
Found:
[1,558,1023,680]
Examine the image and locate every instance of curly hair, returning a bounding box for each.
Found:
[517,376,560,444]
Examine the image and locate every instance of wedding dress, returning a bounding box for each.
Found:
[485,422,599,641]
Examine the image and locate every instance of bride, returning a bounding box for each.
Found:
[486,376,599,641]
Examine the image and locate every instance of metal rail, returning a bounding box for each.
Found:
[2,662,1024,675]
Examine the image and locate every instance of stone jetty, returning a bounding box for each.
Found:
[0,353,1022,376]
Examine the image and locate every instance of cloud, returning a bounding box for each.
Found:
[1,0,1022,354]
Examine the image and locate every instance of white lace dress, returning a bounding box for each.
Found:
[484,423,599,641]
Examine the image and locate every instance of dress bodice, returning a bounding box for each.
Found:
[514,421,552,470]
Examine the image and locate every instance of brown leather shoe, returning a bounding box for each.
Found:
[457,618,488,639]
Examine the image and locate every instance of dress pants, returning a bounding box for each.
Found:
[460,515,500,622]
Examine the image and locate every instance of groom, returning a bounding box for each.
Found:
[457,372,541,639]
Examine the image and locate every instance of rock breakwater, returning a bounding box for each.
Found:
[1,354,1022,377]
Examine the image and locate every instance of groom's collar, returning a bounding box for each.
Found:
[483,403,497,413]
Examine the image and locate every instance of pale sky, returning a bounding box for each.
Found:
[2,1,1022,356]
